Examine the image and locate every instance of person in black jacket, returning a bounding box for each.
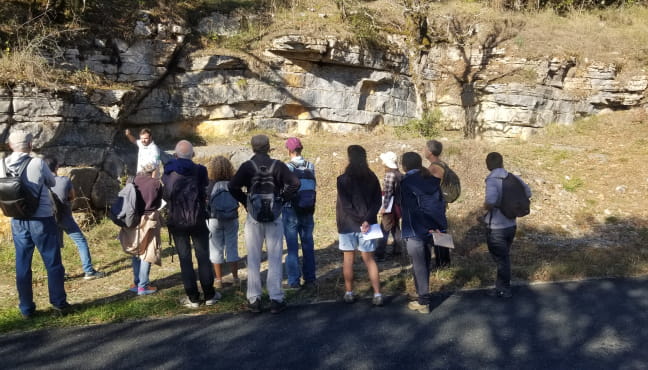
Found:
[400,152,448,314]
[229,135,300,314]
[336,145,383,306]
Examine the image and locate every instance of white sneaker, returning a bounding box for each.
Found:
[205,292,222,306]
[343,292,355,304]
[180,296,200,309]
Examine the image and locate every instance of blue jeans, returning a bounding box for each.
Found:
[60,213,94,273]
[132,257,151,288]
[282,206,316,286]
[12,217,68,316]
[487,226,517,293]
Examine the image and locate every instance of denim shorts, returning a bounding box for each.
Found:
[338,232,376,252]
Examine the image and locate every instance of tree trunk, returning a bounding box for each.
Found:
[461,83,478,139]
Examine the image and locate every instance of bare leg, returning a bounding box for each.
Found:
[213,263,223,281]
[361,251,381,294]
[230,261,239,279]
[343,251,356,292]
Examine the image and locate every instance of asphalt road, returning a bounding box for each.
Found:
[2,277,648,370]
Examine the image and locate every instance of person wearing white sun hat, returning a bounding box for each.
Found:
[376,151,403,262]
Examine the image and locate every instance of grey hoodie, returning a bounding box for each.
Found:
[2,152,55,218]
[485,167,532,229]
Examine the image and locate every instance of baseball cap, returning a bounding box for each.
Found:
[251,135,270,153]
[285,137,303,152]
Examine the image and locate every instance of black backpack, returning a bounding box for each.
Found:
[432,161,461,203]
[0,157,42,219]
[164,170,205,230]
[287,161,316,213]
[247,160,282,222]
[499,173,530,219]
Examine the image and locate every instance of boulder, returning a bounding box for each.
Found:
[69,167,99,211]
[90,171,121,209]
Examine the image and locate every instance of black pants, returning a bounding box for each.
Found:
[406,237,432,305]
[170,224,215,302]
[486,226,517,293]
[434,245,451,267]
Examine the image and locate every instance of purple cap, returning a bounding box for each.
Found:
[285,137,303,152]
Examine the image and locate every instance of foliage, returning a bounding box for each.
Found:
[396,108,442,139]
[336,0,387,48]
[490,0,648,13]
[562,176,584,192]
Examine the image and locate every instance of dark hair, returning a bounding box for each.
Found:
[344,145,372,180]
[486,152,504,171]
[43,155,58,173]
[401,152,431,176]
[426,140,443,157]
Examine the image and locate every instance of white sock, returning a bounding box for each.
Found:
[374,293,382,297]
[345,291,353,296]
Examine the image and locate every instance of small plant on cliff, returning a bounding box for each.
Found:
[396,108,442,139]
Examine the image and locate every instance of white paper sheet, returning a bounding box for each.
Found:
[362,223,384,240]
[432,232,454,249]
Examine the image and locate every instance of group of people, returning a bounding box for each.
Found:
[2,126,531,319]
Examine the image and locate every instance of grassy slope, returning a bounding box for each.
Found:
[1,109,647,333]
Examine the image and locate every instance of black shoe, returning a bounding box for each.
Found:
[53,302,73,316]
[270,299,287,314]
[302,280,318,289]
[21,311,34,320]
[248,299,262,313]
[488,289,512,299]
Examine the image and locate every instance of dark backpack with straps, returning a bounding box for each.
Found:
[247,160,282,222]
[499,173,530,219]
[432,161,461,203]
[0,157,42,219]
[164,169,205,230]
[287,161,316,213]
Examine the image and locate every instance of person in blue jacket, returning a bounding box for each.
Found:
[399,152,448,314]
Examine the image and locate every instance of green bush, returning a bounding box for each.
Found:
[396,109,443,139]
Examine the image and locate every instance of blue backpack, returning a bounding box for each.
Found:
[287,160,316,213]
[208,181,239,220]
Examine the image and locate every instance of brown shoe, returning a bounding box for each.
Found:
[214,279,223,289]
[407,301,430,314]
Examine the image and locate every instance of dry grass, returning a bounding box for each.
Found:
[510,6,648,67]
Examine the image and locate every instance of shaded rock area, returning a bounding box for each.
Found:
[0,11,646,209]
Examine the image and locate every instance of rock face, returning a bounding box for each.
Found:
[0,13,646,208]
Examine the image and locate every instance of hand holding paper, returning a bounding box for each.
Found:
[362,224,384,240]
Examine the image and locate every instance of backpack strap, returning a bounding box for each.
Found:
[14,157,33,177]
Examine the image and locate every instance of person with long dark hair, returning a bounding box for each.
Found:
[336,145,383,306]
[400,152,448,314]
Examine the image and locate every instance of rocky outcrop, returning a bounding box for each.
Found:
[0,12,646,210]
